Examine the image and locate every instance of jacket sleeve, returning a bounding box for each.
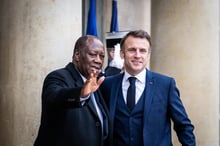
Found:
[42,70,82,108]
[168,78,196,146]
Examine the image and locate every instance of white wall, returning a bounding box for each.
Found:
[151,0,219,145]
[0,0,82,145]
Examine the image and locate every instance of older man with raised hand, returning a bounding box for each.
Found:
[34,35,112,146]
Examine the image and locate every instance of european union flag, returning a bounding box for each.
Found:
[86,0,98,36]
[110,0,119,32]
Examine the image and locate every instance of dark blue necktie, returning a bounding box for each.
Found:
[127,77,136,110]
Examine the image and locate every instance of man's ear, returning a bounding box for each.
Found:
[120,50,125,59]
[73,51,80,62]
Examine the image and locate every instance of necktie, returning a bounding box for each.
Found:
[127,77,136,110]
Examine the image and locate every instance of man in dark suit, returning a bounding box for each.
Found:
[34,35,112,146]
[100,30,196,146]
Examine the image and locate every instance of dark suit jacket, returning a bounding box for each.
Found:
[104,66,121,77]
[100,69,195,146]
[34,63,112,146]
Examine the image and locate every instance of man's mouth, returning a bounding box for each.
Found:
[132,60,142,65]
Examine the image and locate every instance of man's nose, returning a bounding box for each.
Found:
[134,50,141,57]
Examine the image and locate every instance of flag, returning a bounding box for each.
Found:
[86,0,98,36]
[110,0,119,32]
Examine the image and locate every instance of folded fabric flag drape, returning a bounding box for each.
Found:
[110,0,119,32]
[86,0,98,36]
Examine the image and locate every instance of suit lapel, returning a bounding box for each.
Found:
[109,74,124,119]
[87,92,100,118]
[66,63,84,86]
[94,90,109,138]
[143,70,156,129]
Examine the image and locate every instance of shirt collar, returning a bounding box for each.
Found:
[124,69,146,83]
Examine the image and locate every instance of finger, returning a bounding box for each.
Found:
[97,76,105,86]
[90,72,94,77]
[87,72,94,81]
[93,70,100,78]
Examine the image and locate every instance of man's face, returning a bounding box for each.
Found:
[76,38,105,78]
[121,36,150,76]
[108,48,115,61]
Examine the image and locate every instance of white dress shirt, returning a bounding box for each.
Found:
[122,69,146,104]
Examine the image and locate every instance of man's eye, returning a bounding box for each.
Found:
[100,55,105,60]
[140,49,147,53]
[127,48,136,52]
[89,53,97,57]
[88,53,104,60]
